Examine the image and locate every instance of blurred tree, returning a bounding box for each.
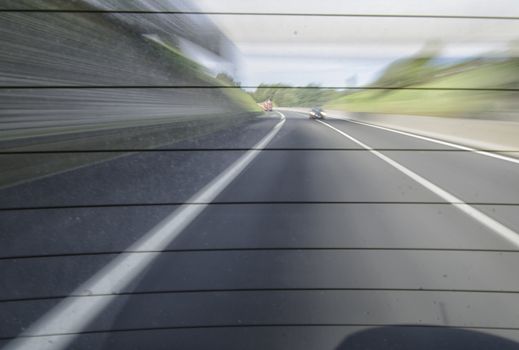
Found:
[216,73,241,87]
[251,84,341,107]
[371,41,443,89]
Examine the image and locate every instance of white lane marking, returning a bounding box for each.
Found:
[328,115,519,165]
[4,112,286,350]
[317,119,519,248]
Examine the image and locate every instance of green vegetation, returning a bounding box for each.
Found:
[250,84,341,107]
[144,38,258,113]
[327,55,519,118]
[214,73,262,112]
[251,44,519,119]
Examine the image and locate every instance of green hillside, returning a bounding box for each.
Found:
[326,57,519,118]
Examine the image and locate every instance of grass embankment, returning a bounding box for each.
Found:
[326,59,519,118]
[141,35,261,114]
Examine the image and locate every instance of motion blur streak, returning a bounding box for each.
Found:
[3,1,519,349]
[2,112,285,350]
[0,0,260,188]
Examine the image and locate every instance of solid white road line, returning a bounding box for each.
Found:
[330,115,519,165]
[317,119,519,249]
[4,112,286,350]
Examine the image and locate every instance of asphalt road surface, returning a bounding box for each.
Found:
[2,110,519,349]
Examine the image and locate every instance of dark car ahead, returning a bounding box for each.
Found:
[309,107,327,119]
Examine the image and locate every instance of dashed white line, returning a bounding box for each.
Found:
[3,112,286,350]
[317,119,519,248]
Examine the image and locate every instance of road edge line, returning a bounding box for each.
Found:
[327,115,519,165]
[3,112,286,350]
[316,119,519,249]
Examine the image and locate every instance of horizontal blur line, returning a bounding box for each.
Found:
[1,201,518,212]
[2,10,519,20]
[1,86,518,92]
[1,149,519,154]
[4,287,519,305]
[3,247,519,262]
[4,323,519,342]
[2,323,519,341]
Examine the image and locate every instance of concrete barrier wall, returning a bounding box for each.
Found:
[280,107,519,156]
[0,3,261,186]
[0,2,259,143]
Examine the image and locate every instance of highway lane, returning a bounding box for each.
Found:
[2,110,519,349]
[320,114,519,229]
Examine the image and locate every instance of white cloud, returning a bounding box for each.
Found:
[191,0,519,85]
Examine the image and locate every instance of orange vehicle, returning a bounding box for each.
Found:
[260,99,273,112]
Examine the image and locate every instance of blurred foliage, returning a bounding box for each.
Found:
[144,40,260,113]
[253,42,519,119]
[370,43,442,89]
[216,73,241,87]
[327,55,519,118]
[250,84,341,107]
